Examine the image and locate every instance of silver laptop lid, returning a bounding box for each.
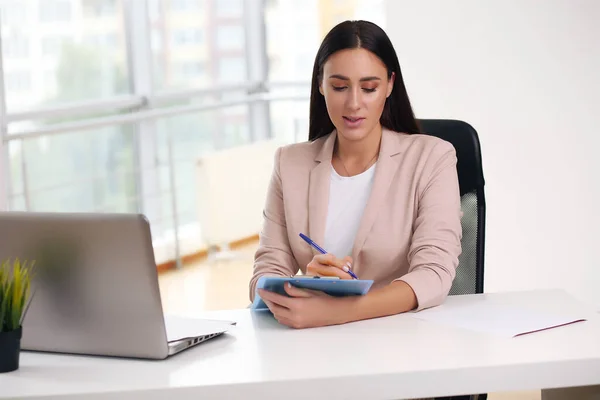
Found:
[0,212,170,359]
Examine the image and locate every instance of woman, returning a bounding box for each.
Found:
[249,20,462,329]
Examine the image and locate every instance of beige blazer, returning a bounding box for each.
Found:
[250,128,462,311]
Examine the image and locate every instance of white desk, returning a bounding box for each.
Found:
[1,289,600,399]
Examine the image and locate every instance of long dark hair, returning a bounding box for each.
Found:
[308,20,420,141]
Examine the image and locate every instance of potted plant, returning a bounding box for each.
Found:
[0,258,35,373]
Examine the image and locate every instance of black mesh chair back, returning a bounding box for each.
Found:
[418,119,486,295]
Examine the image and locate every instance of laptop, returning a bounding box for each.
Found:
[0,211,235,360]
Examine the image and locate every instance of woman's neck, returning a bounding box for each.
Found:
[335,124,383,170]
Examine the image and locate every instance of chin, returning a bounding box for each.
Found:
[335,124,375,142]
[338,132,368,142]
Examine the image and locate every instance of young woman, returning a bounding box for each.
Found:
[249,20,462,329]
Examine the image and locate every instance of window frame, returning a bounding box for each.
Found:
[0,0,305,265]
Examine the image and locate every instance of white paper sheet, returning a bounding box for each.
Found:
[164,315,235,342]
[412,302,586,337]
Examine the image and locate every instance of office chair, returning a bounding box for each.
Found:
[418,119,487,400]
[418,119,486,296]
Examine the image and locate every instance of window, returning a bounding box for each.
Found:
[177,62,205,79]
[332,12,349,24]
[84,34,119,48]
[16,125,138,214]
[4,72,31,92]
[216,25,244,50]
[171,0,203,11]
[39,0,72,23]
[0,2,27,25]
[42,36,64,56]
[43,70,57,93]
[150,0,249,90]
[0,0,324,309]
[148,0,161,19]
[295,54,314,76]
[222,120,250,147]
[265,1,319,81]
[265,0,385,81]
[215,0,243,18]
[218,56,246,83]
[0,0,390,313]
[171,29,203,46]
[155,111,220,226]
[265,0,385,145]
[2,36,29,59]
[1,0,128,112]
[82,0,117,16]
[353,0,386,28]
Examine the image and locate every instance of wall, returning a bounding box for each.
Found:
[385,0,600,307]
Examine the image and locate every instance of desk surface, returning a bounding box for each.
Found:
[1,289,600,400]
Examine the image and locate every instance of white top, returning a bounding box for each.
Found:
[323,163,376,258]
[2,289,599,399]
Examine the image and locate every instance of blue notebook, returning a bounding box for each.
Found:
[251,276,374,310]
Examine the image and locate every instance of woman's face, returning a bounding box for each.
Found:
[320,48,394,143]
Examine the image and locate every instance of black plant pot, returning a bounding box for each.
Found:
[0,326,22,373]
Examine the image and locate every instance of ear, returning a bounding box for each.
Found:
[319,81,324,96]
[386,72,395,98]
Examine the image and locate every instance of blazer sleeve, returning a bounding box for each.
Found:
[396,140,463,311]
[249,146,300,302]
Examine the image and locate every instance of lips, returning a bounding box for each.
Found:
[342,116,365,128]
[343,116,364,122]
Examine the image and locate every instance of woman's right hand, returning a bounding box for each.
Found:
[306,254,354,279]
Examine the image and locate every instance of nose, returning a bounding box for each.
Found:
[345,87,361,111]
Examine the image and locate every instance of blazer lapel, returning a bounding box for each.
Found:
[351,129,402,262]
[308,131,336,250]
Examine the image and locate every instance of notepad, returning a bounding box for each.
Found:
[252,276,373,310]
[412,302,586,337]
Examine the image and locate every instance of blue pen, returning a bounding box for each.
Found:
[299,233,359,279]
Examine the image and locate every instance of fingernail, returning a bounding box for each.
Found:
[346,262,352,270]
[343,265,349,272]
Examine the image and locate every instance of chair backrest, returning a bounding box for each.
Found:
[417,119,486,295]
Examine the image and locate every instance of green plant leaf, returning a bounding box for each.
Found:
[0,282,6,332]
[2,281,12,332]
[0,258,35,332]
[0,260,8,332]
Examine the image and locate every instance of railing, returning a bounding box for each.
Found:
[0,82,310,267]
[0,0,314,267]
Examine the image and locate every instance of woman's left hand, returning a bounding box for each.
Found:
[258,283,349,329]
